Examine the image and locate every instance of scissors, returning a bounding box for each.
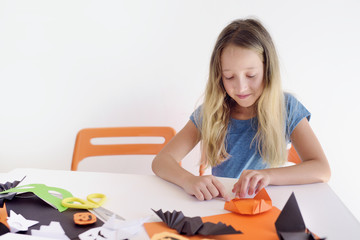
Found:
[61,193,125,221]
[61,193,107,209]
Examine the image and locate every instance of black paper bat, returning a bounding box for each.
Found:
[152,209,242,236]
[275,192,326,240]
[0,176,26,207]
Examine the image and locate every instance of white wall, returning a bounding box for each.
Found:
[1,0,360,222]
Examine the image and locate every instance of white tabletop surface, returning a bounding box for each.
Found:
[1,168,360,239]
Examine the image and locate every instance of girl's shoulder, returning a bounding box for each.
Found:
[190,105,203,128]
[283,92,311,138]
[284,92,297,106]
[284,92,308,115]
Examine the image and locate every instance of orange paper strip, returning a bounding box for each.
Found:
[144,207,281,240]
[0,203,10,230]
[224,188,272,215]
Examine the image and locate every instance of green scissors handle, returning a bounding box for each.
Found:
[62,193,107,209]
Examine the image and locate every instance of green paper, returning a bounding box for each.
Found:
[0,184,73,212]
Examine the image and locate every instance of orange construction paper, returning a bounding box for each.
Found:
[0,202,10,230]
[144,207,281,240]
[224,188,272,215]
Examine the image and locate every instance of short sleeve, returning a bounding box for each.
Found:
[285,93,311,141]
[190,105,203,129]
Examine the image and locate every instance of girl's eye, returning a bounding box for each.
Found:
[224,76,234,80]
[247,75,256,79]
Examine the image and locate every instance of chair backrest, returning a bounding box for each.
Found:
[71,126,176,171]
[288,144,301,164]
[198,144,301,176]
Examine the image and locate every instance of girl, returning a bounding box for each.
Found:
[152,18,331,201]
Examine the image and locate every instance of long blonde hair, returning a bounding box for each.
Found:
[199,18,287,168]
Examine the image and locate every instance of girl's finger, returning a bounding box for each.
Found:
[212,177,230,201]
[193,188,205,201]
[247,174,262,195]
[206,182,220,198]
[200,186,213,200]
[254,179,267,195]
[239,171,256,197]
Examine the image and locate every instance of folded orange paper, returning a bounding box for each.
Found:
[224,188,272,215]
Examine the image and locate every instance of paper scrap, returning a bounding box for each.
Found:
[78,227,116,240]
[79,214,150,240]
[31,221,70,240]
[7,210,38,232]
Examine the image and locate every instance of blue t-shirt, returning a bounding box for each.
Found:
[190,93,311,178]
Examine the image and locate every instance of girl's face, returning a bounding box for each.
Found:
[221,44,264,118]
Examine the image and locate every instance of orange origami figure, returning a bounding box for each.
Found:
[224,188,272,215]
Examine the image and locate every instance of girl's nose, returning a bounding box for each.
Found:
[237,77,248,93]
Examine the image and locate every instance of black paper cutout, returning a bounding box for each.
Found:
[275,192,326,240]
[152,209,242,236]
[0,176,26,207]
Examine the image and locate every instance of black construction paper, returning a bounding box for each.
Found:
[152,209,242,236]
[0,177,25,207]
[275,192,326,240]
[0,222,9,235]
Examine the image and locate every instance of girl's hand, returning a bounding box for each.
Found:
[232,170,270,198]
[182,175,230,201]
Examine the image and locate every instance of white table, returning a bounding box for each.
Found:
[1,168,359,239]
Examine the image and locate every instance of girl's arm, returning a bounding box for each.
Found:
[233,117,331,197]
[152,120,230,201]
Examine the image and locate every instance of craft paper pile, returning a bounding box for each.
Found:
[146,190,326,240]
[0,181,104,239]
[145,208,281,240]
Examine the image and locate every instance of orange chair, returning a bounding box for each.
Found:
[288,144,301,164]
[198,144,301,176]
[71,126,176,171]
